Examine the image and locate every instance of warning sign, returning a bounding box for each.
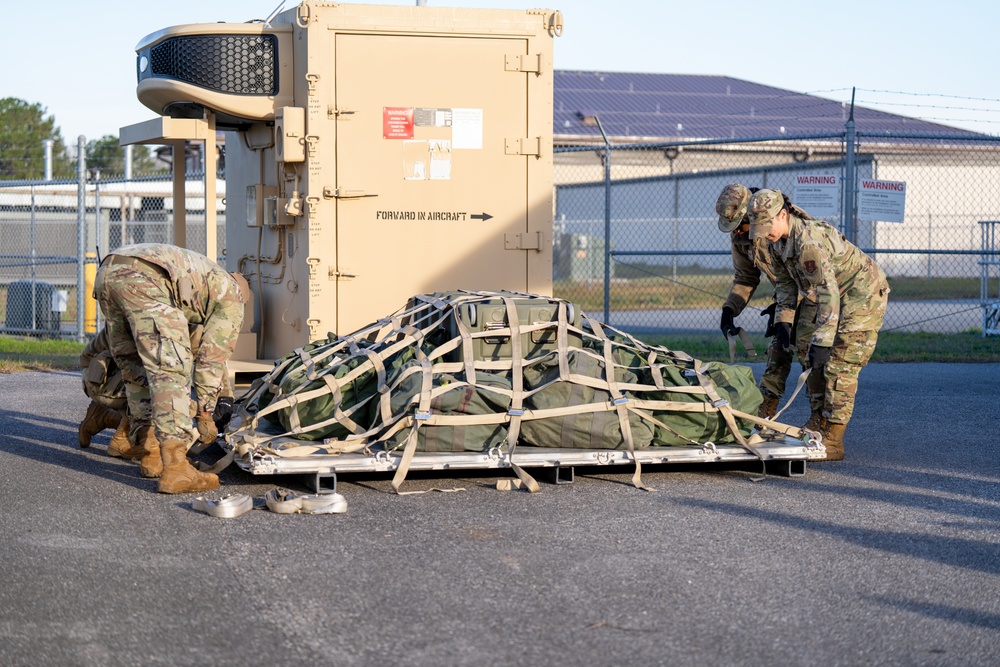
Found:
[858,179,907,223]
[383,107,414,139]
[792,174,840,220]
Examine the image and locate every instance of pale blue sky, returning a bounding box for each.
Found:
[3,0,996,142]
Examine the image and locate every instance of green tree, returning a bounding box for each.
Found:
[86,134,167,177]
[0,97,73,180]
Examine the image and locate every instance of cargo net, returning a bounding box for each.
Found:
[228,290,817,492]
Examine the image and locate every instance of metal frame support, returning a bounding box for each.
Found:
[119,113,219,259]
[766,459,806,477]
[304,471,338,494]
[540,465,575,485]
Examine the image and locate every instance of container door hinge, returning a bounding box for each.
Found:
[329,106,356,119]
[505,137,542,157]
[331,188,377,199]
[330,267,357,281]
[505,53,542,74]
[504,231,543,252]
[306,195,321,219]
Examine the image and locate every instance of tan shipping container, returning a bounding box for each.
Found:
[122,2,562,360]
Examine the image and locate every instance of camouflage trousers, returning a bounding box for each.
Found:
[759,299,818,399]
[759,338,793,398]
[81,332,233,435]
[96,258,202,445]
[796,283,889,425]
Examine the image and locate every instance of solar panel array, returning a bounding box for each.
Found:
[553,71,979,141]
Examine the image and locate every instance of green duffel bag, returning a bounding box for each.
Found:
[381,366,512,453]
[518,349,655,450]
[636,361,762,446]
[254,334,340,414]
[263,340,414,442]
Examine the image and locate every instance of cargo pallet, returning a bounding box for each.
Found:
[221,435,825,495]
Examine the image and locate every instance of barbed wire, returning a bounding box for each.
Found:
[807,87,1000,105]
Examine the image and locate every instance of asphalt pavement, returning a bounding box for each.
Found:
[1,363,999,666]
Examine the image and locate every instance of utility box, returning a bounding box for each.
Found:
[124,2,562,360]
[5,281,59,333]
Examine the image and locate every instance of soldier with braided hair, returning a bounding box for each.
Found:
[748,189,888,461]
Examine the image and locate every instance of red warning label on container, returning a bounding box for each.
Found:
[383,107,414,139]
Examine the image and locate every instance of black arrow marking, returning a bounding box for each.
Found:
[470,212,493,221]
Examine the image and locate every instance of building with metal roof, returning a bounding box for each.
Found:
[553,71,982,143]
[549,71,1000,285]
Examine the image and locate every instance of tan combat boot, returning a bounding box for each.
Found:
[757,390,780,419]
[135,425,163,479]
[107,415,142,459]
[78,400,122,448]
[157,437,220,494]
[819,422,847,461]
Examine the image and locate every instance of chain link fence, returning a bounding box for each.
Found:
[553,129,1000,338]
[0,169,224,339]
[3,127,1000,343]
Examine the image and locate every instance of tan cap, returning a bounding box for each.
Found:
[715,183,751,232]
[748,189,785,239]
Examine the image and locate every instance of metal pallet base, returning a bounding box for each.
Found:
[224,436,824,494]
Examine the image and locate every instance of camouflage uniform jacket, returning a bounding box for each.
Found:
[768,216,888,347]
[724,233,778,315]
[110,243,244,412]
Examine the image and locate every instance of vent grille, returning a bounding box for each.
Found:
[147,34,277,95]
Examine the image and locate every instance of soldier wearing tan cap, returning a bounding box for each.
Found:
[714,183,813,419]
[747,189,889,461]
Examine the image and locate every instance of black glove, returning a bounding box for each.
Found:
[808,345,833,369]
[775,322,792,351]
[760,303,777,338]
[720,307,738,337]
[213,396,235,431]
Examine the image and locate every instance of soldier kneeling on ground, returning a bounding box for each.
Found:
[78,326,236,479]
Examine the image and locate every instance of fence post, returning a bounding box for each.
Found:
[594,115,611,323]
[42,139,53,182]
[842,89,857,244]
[76,136,87,343]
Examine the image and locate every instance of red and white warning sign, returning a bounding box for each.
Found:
[858,179,907,223]
[383,107,414,139]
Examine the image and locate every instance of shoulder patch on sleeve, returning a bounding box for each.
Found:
[800,244,824,286]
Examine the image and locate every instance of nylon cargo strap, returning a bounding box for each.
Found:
[187,438,234,474]
[500,296,540,493]
[192,493,253,518]
[224,290,809,492]
[726,328,756,364]
[690,358,766,463]
[771,368,811,424]
[585,315,651,492]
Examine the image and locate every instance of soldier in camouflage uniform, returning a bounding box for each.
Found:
[94,243,247,493]
[715,183,817,419]
[748,189,889,461]
[77,326,162,476]
[78,324,237,479]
